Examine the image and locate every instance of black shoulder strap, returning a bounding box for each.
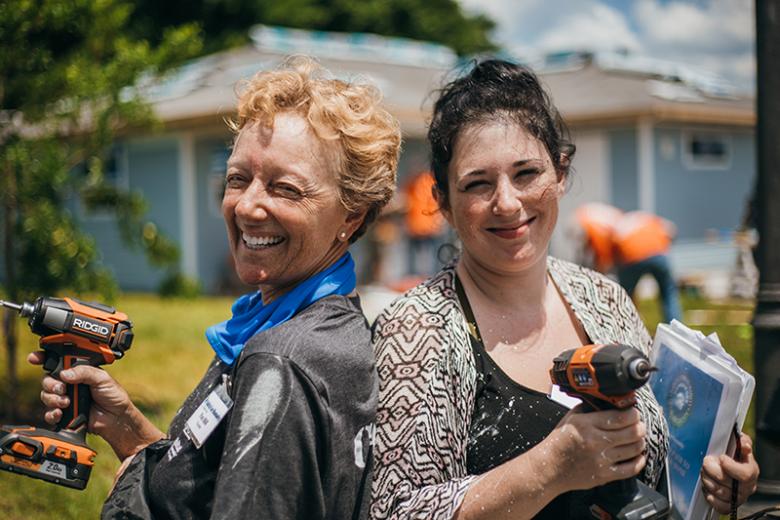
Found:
[454,272,483,345]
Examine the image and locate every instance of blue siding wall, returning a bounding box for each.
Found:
[654,126,755,240]
[195,136,233,293]
[82,137,181,291]
[608,128,639,211]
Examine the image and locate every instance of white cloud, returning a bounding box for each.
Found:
[457,0,755,90]
[635,0,753,52]
[535,3,640,53]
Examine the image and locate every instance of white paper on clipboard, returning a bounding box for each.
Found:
[649,321,754,520]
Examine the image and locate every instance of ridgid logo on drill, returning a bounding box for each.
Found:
[73,317,110,338]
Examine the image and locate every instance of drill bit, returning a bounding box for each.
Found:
[0,300,22,313]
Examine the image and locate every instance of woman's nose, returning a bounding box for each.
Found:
[234,180,270,220]
[492,178,522,216]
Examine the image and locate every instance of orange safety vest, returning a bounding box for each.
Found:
[405,172,443,238]
[576,203,622,272]
[612,211,672,264]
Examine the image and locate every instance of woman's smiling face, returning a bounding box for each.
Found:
[222,112,357,301]
[442,120,566,275]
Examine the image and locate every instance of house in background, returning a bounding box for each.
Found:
[541,52,755,297]
[77,27,755,297]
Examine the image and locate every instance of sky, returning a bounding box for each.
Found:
[458,0,755,93]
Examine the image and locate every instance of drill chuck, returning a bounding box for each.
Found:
[0,300,35,318]
[628,357,652,382]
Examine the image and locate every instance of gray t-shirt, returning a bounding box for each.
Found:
[102,295,377,520]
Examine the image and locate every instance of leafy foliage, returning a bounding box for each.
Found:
[126,0,497,56]
[0,0,202,417]
[0,0,201,300]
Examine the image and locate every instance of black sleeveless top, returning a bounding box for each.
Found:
[456,276,573,518]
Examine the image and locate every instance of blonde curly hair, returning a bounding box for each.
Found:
[228,56,401,242]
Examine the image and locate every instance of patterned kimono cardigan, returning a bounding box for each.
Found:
[370,256,669,519]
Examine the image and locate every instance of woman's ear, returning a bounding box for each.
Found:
[338,210,368,242]
[432,186,453,226]
[556,153,572,195]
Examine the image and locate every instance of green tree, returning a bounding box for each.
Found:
[0,0,201,418]
[127,0,496,56]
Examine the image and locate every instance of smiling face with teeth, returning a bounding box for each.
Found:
[223,112,364,302]
[440,121,566,277]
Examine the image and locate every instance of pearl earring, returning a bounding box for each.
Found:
[339,232,346,240]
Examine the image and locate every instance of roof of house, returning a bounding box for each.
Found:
[148,25,456,135]
[538,52,754,127]
[148,27,754,137]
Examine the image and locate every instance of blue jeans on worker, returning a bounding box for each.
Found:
[617,254,682,323]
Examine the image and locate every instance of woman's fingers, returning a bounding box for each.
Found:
[702,454,725,481]
[43,408,63,425]
[701,434,760,508]
[40,389,69,409]
[603,438,646,464]
[601,420,646,447]
[702,451,759,486]
[596,407,641,431]
[610,453,646,480]
[720,451,759,484]
[42,376,66,395]
[27,351,45,365]
[58,365,111,386]
[704,491,732,514]
[701,474,731,501]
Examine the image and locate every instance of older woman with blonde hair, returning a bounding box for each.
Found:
[33,56,401,519]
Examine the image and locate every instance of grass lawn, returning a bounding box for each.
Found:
[0,293,756,519]
[0,294,232,520]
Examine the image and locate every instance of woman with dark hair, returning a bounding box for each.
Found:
[370,60,759,519]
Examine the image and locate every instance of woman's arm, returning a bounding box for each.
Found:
[30,351,164,460]
[370,294,480,520]
[371,279,650,520]
[455,406,647,520]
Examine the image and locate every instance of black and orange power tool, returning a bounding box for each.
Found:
[550,343,670,520]
[0,297,133,489]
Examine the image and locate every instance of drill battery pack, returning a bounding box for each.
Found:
[0,426,95,490]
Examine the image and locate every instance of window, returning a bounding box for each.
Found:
[208,146,231,218]
[76,145,129,220]
[682,131,732,170]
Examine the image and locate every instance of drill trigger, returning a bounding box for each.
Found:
[43,352,62,375]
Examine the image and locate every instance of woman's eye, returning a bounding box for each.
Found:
[274,183,303,198]
[463,180,489,191]
[516,168,541,178]
[225,175,246,188]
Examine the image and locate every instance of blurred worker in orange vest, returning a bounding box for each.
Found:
[576,203,682,322]
[404,171,445,275]
[574,203,624,272]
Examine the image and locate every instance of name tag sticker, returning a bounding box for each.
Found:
[184,383,234,449]
[549,384,582,409]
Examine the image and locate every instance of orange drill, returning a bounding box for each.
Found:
[0,297,133,489]
[550,343,670,520]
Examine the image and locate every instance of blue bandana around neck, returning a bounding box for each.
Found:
[205,252,356,365]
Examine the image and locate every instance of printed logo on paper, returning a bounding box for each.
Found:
[667,373,694,428]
